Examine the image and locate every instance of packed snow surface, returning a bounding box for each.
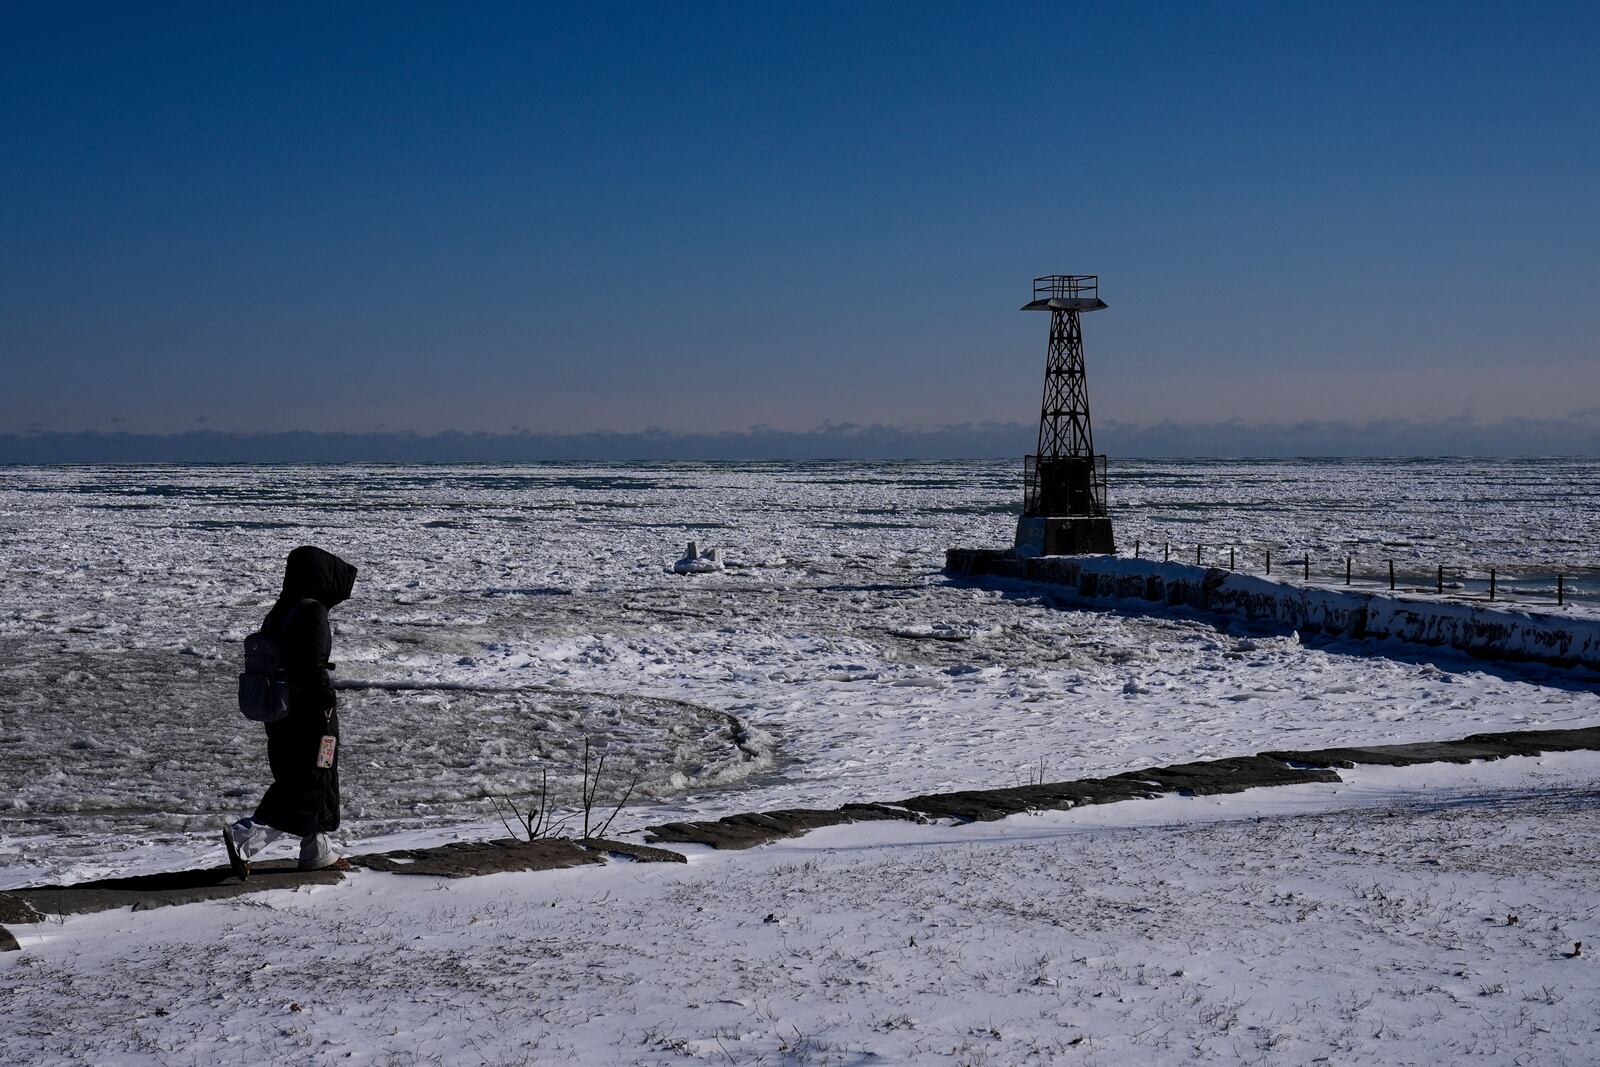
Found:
[4,755,1599,1065]
[1,459,1598,885]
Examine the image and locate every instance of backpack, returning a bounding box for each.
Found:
[238,599,314,723]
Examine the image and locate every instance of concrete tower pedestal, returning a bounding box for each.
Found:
[1015,515,1116,556]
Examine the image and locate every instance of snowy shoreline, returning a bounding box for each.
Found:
[7,722,1598,911]
[4,753,1598,1065]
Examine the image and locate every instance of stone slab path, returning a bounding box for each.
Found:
[641,726,1600,850]
[4,725,1597,945]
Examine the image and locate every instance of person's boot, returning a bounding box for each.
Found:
[298,832,349,872]
[222,825,250,882]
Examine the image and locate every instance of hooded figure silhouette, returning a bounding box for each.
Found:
[224,545,358,878]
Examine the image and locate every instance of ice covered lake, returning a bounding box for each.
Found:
[2,458,1597,885]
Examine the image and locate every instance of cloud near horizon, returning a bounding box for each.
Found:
[3,411,1598,464]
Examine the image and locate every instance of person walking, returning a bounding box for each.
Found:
[224,545,358,879]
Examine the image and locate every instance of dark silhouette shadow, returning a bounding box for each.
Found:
[7,861,344,918]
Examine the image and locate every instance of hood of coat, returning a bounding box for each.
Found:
[279,545,358,609]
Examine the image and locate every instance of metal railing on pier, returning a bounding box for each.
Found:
[1125,539,1594,611]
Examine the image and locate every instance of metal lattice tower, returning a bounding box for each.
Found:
[1014,274,1115,554]
[1036,300,1095,459]
[1022,275,1108,518]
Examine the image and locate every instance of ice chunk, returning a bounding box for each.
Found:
[672,541,726,575]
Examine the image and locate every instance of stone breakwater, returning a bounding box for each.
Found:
[946,550,1600,670]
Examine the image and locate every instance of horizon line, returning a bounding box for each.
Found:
[2,415,1597,464]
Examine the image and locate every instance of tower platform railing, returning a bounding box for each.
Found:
[1031,275,1099,302]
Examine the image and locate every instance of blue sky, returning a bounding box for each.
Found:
[3,2,1597,448]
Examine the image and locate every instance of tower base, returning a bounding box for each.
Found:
[1015,515,1116,556]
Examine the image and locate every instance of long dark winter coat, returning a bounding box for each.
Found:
[253,545,358,838]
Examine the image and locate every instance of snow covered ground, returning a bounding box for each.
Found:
[4,755,1598,1065]
[2,460,1598,885]
[2,460,1598,1064]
